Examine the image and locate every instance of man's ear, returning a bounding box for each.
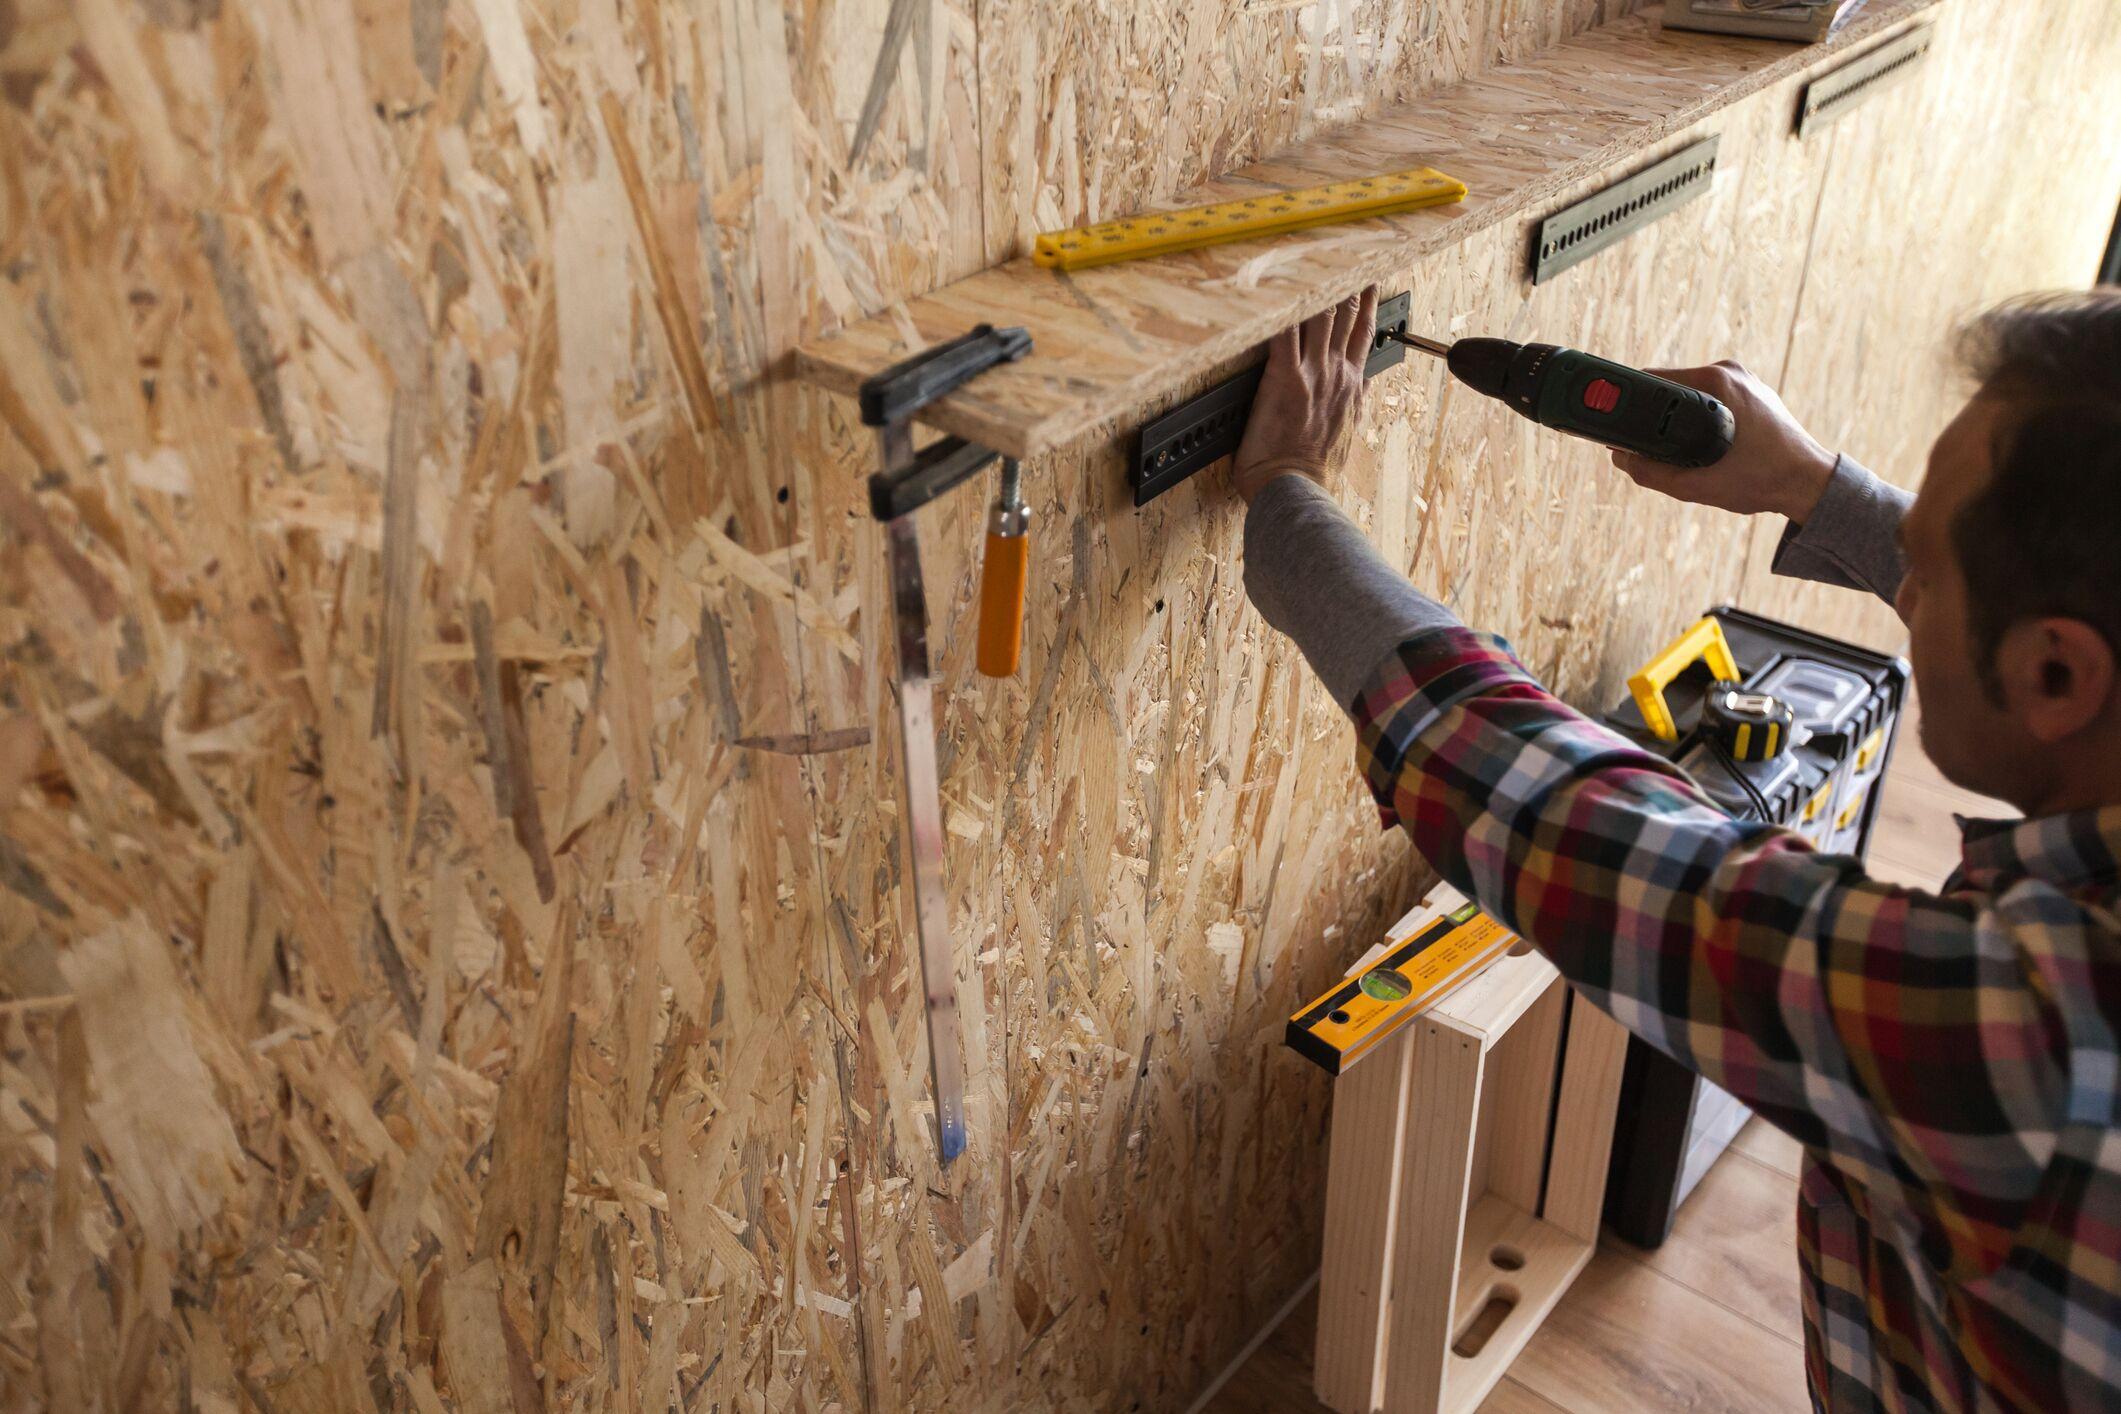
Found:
[1995,617,2117,743]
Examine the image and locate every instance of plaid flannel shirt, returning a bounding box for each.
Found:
[1350,630,2121,1411]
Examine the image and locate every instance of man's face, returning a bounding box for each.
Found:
[1896,395,2042,805]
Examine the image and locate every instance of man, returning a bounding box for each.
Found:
[1235,286,2121,1411]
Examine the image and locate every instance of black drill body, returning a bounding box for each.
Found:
[1422,336,1736,468]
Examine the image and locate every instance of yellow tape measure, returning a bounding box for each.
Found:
[1286,897,1521,1075]
[1032,167,1468,271]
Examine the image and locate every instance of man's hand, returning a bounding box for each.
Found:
[1230,287,1377,504]
[1610,361,1838,522]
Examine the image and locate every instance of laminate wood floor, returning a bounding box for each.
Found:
[1196,698,2005,1413]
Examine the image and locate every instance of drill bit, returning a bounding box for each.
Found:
[1385,329,1454,358]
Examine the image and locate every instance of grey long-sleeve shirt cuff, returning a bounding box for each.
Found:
[1241,473,1458,708]
[1769,454,1912,605]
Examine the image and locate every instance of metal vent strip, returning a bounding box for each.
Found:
[1797,24,1935,136]
[1532,135,1720,285]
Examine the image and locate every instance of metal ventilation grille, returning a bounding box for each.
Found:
[1532,135,1721,285]
[1797,25,1936,136]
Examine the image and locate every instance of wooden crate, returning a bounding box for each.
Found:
[1311,898,1629,1414]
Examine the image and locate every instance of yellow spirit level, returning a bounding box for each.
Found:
[1286,890,1523,1075]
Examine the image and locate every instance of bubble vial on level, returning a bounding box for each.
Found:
[1359,967,1413,1002]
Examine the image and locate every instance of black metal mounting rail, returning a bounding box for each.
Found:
[1796,23,1936,136]
[1130,290,1413,506]
[1532,135,1721,285]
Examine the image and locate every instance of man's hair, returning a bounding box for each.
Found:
[1950,289,2121,698]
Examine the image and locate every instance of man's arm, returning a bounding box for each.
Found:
[1231,287,1447,708]
[1345,627,2061,1278]
[1243,473,1453,706]
[1609,361,1911,607]
[1767,453,1913,603]
[1233,302,2064,1280]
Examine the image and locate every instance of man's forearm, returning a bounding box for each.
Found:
[1245,453,1914,707]
[1770,454,1913,605]
[1241,474,1462,706]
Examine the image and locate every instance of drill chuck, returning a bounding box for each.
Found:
[1439,337,1518,403]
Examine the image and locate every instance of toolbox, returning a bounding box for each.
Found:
[1598,606,1910,1248]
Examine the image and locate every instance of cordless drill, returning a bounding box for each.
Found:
[1390,333,1736,468]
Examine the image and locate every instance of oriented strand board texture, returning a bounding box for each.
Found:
[801,1,1939,459]
[976,0,1641,267]
[1730,0,2121,648]
[1,7,2118,1414]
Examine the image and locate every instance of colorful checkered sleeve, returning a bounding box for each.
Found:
[1349,628,2070,1284]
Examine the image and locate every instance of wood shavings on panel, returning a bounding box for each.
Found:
[1,0,2117,1410]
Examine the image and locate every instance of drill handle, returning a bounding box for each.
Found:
[1534,348,1735,468]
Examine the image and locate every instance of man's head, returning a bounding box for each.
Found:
[1897,290,2121,814]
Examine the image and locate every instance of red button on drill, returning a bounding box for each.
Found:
[1582,378,1620,413]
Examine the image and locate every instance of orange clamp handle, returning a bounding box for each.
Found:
[976,533,1028,677]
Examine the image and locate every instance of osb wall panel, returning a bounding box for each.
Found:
[2,6,2118,1414]
[801,3,1947,462]
[977,0,1640,264]
[1732,0,2121,645]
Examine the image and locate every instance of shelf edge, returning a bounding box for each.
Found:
[794,0,1942,462]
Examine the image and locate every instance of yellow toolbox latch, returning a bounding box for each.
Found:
[1627,617,1742,744]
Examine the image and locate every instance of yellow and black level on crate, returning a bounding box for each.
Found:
[1286,899,1523,1075]
[1032,167,1467,271]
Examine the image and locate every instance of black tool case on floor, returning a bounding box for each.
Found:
[1599,605,1910,1248]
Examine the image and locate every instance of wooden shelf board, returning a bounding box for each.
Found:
[794,0,1939,461]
